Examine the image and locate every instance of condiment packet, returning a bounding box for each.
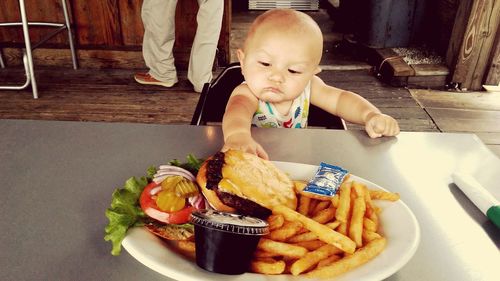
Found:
[303,162,349,199]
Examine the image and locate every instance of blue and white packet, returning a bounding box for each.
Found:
[303,162,349,199]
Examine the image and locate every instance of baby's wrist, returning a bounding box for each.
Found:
[224,130,251,142]
[364,111,382,123]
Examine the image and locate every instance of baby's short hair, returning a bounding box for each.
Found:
[244,9,322,49]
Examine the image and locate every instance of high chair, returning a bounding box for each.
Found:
[0,0,78,99]
[191,62,346,129]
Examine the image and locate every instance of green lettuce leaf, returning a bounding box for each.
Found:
[104,170,154,256]
[169,153,204,175]
[104,157,205,256]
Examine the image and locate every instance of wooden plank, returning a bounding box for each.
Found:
[389,59,415,77]
[0,99,199,115]
[353,97,421,108]
[409,89,500,110]
[374,49,415,77]
[77,0,123,46]
[347,118,438,132]
[0,47,198,69]
[426,107,500,132]
[449,0,500,90]
[0,79,200,124]
[485,29,500,85]
[446,0,473,69]
[0,0,68,43]
[485,145,500,157]
[26,0,64,43]
[475,132,500,145]
[407,75,447,89]
[411,64,449,76]
[117,0,143,46]
[0,68,197,89]
[405,65,450,89]
[469,0,500,89]
[0,1,20,42]
[0,111,193,124]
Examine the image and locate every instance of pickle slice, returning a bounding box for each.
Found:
[156,190,186,212]
[161,175,184,192]
[175,180,200,198]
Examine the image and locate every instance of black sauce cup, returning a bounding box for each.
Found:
[189,210,269,275]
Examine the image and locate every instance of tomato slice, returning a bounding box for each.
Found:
[140,182,197,224]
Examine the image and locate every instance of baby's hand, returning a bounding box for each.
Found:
[222,132,269,160]
[365,113,400,138]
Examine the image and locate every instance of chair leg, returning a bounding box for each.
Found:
[61,0,78,70]
[19,0,38,99]
[0,50,5,68]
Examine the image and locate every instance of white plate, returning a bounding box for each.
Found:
[122,161,420,281]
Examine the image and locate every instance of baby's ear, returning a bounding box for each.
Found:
[313,66,322,74]
[237,49,245,67]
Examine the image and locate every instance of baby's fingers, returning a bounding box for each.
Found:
[366,115,400,138]
[377,117,399,136]
[386,120,400,136]
[365,118,382,138]
[256,143,269,160]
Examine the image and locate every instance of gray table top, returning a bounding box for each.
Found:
[1,119,499,281]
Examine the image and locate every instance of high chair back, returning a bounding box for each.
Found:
[191,62,346,130]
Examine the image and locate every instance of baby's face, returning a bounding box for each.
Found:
[239,29,321,104]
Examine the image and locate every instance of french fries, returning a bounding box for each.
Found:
[349,197,366,247]
[298,195,311,215]
[257,238,308,258]
[267,214,285,230]
[316,254,342,268]
[290,244,342,275]
[250,258,286,274]
[311,206,336,224]
[369,189,400,201]
[288,231,318,243]
[167,177,398,277]
[272,205,356,254]
[268,220,302,241]
[252,180,399,278]
[335,181,352,223]
[177,240,195,253]
[292,240,326,251]
[306,238,387,278]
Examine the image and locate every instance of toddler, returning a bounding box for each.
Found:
[222,9,399,159]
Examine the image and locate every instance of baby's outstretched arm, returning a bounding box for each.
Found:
[222,85,269,159]
[310,75,400,138]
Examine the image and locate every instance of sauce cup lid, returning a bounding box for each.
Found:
[190,210,269,235]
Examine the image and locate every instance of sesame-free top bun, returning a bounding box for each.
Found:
[197,150,297,214]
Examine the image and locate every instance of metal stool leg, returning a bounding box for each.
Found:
[61,0,78,70]
[0,51,5,68]
[0,0,77,98]
[19,0,38,99]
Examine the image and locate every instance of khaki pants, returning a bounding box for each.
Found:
[141,0,223,92]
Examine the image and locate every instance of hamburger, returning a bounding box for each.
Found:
[105,151,297,256]
[196,150,297,219]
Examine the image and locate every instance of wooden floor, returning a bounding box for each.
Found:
[1,8,499,157]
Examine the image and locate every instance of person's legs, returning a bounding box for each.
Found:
[188,0,224,92]
[137,0,178,86]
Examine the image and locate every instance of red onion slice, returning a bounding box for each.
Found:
[149,186,162,196]
[158,165,195,177]
[153,165,195,182]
